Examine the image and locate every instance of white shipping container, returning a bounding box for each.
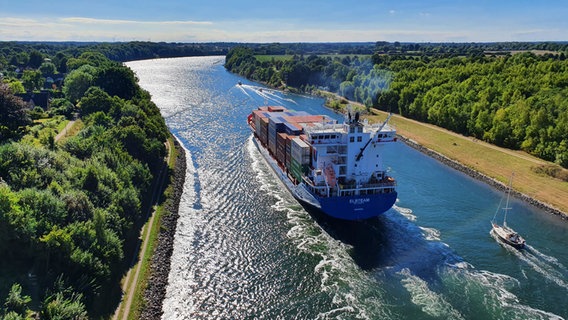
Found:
[291,137,310,165]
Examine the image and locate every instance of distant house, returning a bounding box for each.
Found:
[15,91,50,109]
[43,73,65,90]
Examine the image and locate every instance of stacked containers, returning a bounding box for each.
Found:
[290,137,310,182]
[252,107,270,145]
[268,115,286,155]
[285,135,292,170]
[276,133,288,166]
[258,117,269,145]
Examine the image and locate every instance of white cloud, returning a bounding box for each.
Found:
[0,15,566,43]
[60,17,212,26]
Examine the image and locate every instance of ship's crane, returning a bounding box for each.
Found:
[355,113,392,162]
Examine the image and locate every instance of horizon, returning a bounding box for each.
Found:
[1,1,567,43]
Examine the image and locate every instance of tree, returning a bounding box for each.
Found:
[28,50,43,69]
[4,283,31,316]
[0,83,32,141]
[79,86,116,115]
[21,70,43,92]
[53,52,69,73]
[41,292,87,320]
[39,62,57,77]
[6,80,25,94]
[94,65,139,100]
[62,65,96,103]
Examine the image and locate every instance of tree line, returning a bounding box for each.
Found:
[225,43,568,169]
[1,49,169,318]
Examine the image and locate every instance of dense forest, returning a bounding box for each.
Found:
[225,42,568,169]
[0,41,233,67]
[1,45,170,318]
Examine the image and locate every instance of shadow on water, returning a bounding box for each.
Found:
[303,206,393,271]
[305,205,463,283]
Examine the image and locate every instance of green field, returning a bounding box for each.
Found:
[368,110,568,216]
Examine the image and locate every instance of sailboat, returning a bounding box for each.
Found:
[491,173,526,249]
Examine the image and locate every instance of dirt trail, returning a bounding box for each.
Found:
[54,120,75,142]
[113,139,172,320]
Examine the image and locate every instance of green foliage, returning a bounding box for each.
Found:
[3,283,31,316]
[27,50,44,69]
[41,283,88,320]
[225,47,392,106]
[0,84,32,141]
[47,98,75,118]
[4,80,25,95]
[20,70,43,92]
[79,86,115,116]
[39,62,56,77]
[94,64,139,100]
[378,53,568,167]
[0,44,170,317]
[62,65,96,103]
[66,51,112,71]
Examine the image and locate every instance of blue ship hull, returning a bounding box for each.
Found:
[314,192,397,220]
[252,135,396,221]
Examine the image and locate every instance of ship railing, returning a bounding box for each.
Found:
[310,139,342,145]
[302,177,332,197]
[338,181,396,190]
[305,124,344,133]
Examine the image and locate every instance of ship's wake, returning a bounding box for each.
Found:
[247,136,563,319]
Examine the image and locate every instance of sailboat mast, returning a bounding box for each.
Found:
[503,173,514,227]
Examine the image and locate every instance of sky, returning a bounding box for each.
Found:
[1,0,567,43]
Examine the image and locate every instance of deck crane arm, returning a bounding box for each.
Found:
[355,113,392,162]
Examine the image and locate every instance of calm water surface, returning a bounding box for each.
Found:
[127,57,568,320]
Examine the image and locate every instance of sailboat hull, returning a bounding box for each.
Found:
[491,223,525,249]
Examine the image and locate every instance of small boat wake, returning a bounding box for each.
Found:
[235,83,298,106]
[491,229,568,291]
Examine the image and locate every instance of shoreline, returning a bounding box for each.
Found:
[397,135,567,219]
[140,138,187,319]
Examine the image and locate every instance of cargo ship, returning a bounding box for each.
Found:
[248,106,397,220]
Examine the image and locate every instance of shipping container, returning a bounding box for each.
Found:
[291,137,310,165]
[284,122,302,136]
[276,132,288,165]
[268,106,285,112]
[258,117,269,145]
[285,136,292,170]
[268,135,276,155]
[290,157,309,182]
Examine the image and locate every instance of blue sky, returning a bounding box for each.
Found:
[1,0,567,42]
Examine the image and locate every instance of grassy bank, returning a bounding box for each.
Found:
[114,136,178,320]
[367,110,568,216]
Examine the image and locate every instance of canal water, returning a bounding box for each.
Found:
[127,56,568,319]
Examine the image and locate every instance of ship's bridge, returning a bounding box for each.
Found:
[304,123,346,145]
